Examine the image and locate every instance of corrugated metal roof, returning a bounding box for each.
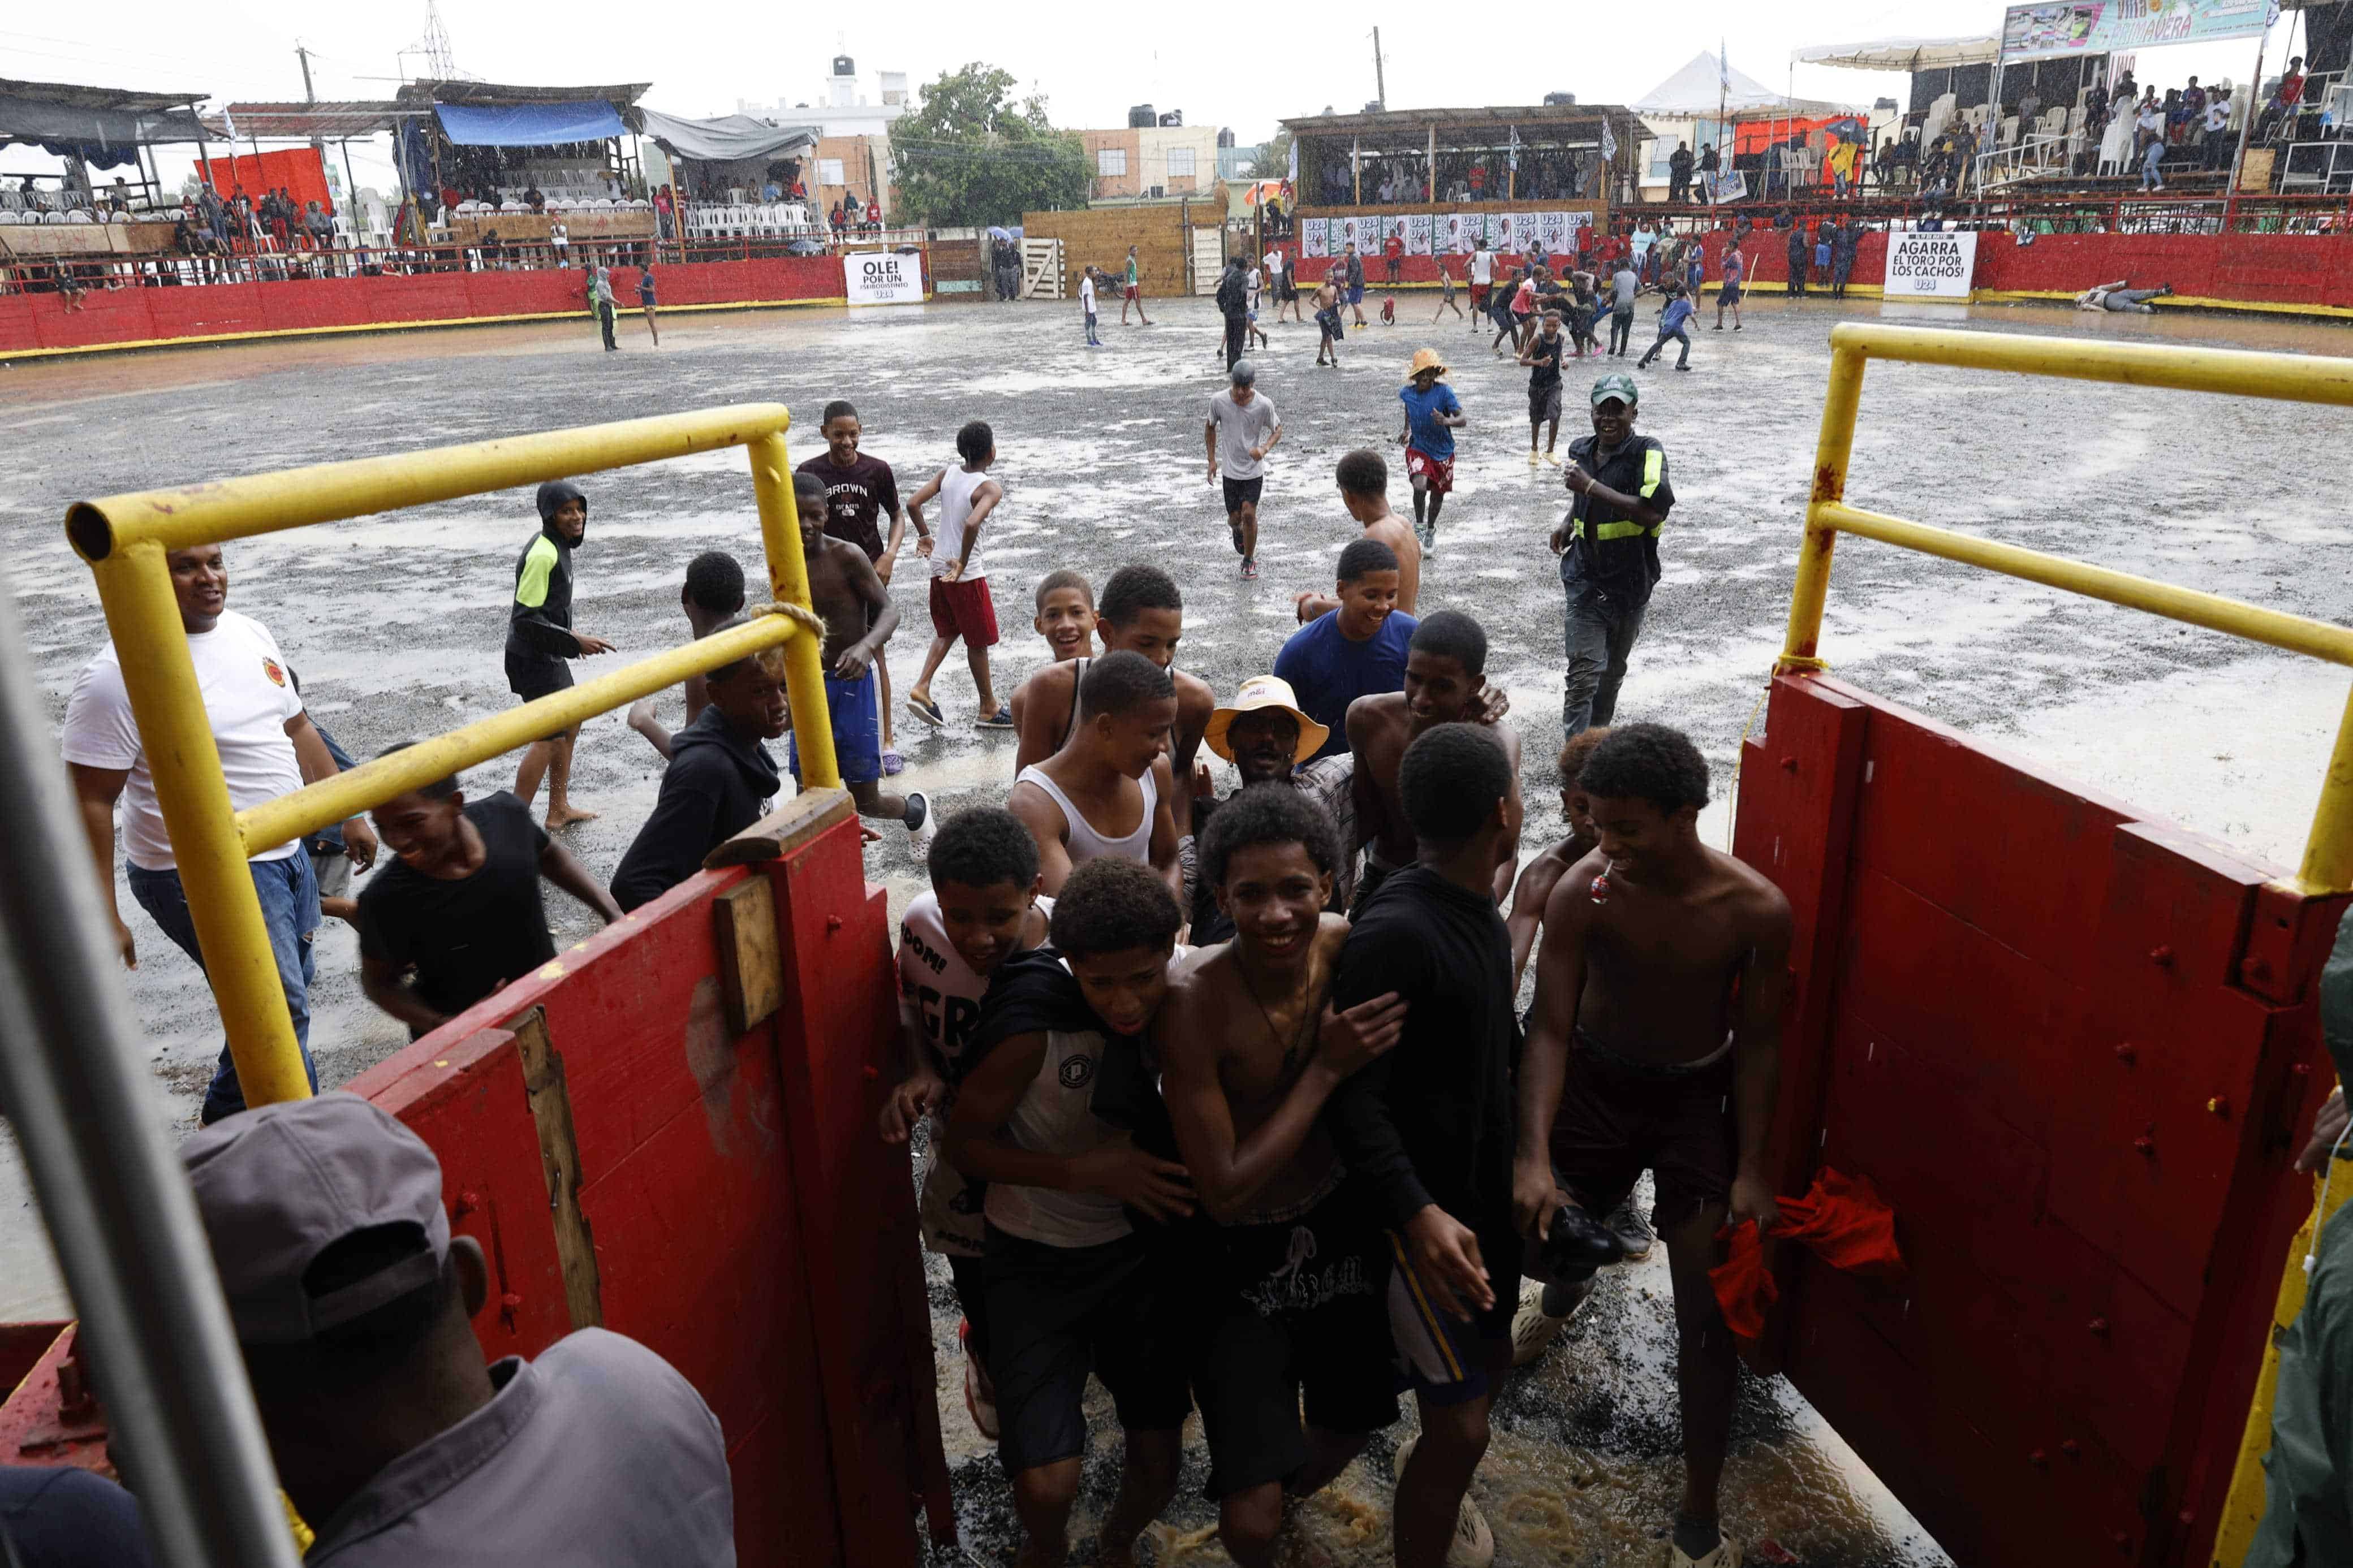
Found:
[0,76,208,115]
[1279,104,1642,139]
[209,102,427,139]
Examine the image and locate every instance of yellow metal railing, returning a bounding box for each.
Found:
[1778,323,2353,1566]
[66,403,840,1110]
[1778,322,2353,898]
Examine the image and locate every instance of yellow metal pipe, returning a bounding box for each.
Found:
[92,545,312,1107]
[1828,322,2353,408]
[235,611,811,855]
[747,430,841,789]
[1817,504,2353,668]
[2296,688,2353,896]
[66,404,792,561]
[1778,342,1868,674]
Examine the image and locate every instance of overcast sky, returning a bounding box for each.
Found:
[2,3,2287,188]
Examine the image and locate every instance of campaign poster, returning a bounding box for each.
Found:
[1884,231,1979,299]
[1536,209,1572,256]
[1300,217,1329,258]
[844,250,924,306]
[1492,213,1520,254]
[1336,213,1367,253]
[1404,213,1436,256]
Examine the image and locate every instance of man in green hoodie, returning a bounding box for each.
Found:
[508,481,617,830]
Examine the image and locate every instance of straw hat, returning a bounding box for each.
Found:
[1204,675,1329,765]
[1407,347,1449,380]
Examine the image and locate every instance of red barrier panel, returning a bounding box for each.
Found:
[0,255,857,357]
[1733,673,2344,1568]
[344,791,947,1566]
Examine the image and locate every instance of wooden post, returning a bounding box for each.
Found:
[1428,123,1437,200]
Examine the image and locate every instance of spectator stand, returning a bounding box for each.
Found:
[637,108,820,253]
[0,77,216,296]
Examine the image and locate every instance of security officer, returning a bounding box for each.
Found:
[1548,372,1674,738]
[183,1094,736,1566]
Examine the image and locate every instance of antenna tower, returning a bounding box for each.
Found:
[409,1,462,81]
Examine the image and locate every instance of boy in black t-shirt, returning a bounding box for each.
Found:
[357,748,622,1039]
[1327,723,1524,1568]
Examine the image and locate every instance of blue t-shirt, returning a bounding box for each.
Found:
[1398,383,1462,461]
[1273,608,1420,761]
[1660,297,1696,335]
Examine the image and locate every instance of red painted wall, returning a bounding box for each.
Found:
[1732,673,2345,1568]
[0,256,854,356]
[1263,231,2353,313]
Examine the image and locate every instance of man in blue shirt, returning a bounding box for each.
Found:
[1637,284,1698,372]
[1273,538,1416,762]
[1396,348,1466,551]
[1550,374,1674,736]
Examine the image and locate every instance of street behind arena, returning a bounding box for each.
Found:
[3,288,2346,1564]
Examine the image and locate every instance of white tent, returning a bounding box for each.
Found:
[1792,36,2000,73]
[1631,51,1856,120]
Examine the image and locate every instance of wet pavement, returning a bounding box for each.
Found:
[6,288,2349,1563]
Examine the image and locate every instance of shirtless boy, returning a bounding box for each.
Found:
[1006,570,1097,737]
[1008,650,1181,896]
[1313,275,1346,368]
[946,857,1195,1568]
[1505,725,1609,987]
[1291,451,1421,622]
[1159,786,1407,1565]
[1347,611,1521,913]
[1013,565,1215,839]
[788,471,929,832]
[1512,723,1792,1568]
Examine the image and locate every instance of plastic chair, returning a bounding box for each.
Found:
[108,210,130,224]
[67,209,94,223]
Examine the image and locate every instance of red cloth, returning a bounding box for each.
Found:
[1709,1168,1904,1341]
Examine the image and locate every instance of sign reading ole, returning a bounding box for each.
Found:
[1883,232,1979,300]
[845,251,925,306]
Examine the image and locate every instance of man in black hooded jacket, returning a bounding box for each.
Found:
[609,621,788,911]
[509,480,617,829]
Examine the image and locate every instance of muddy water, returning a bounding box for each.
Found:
[7,291,2348,1563]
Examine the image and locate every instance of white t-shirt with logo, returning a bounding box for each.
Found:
[62,609,305,871]
[898,889,1052,1257]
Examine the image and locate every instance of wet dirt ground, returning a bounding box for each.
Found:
[5,288,2348,1564]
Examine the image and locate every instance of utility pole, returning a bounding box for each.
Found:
[1372,28,1386,110]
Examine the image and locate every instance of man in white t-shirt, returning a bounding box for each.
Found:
[880,805,1054,1444]
[1471,243,1496,327]
[1079,266,1102,348]
[1205,358,1282,580]
[62,542,376,1123]
[1262,244,1299,323]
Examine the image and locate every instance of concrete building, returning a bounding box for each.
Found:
[1079,122,1223,200]
[738,55,908,219]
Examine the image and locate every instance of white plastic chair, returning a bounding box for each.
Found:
[108,210,130,224]
[67,209,94,223]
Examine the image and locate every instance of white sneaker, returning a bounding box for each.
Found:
[1508,1276,1594,1368]
[1665,1532,1743,1567]
[1394,1435,1495,1568]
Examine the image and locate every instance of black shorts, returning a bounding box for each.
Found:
[1221,475,1264,513]
[1385,256,1402,278]
[1279,276,1298,301]
[982,1225,1196,1473]
[1529,379,1563,425]
[1548,1031,1737,1232]
[504,649,574,703]
[1194,1187,1398,1498]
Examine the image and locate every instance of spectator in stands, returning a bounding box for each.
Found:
[2205,91,2236,169]
[304,200,334,255]
[866,197,882,235]
[2179,79,2207,145]
[1666,142,1694,204]
[525,182,545,212]
[2260,58,2307,142]
[655,184,675,240]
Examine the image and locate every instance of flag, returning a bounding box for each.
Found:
[1600,118,1618,162]
[1288,136,1299,184]
[1508,124,1519,173]
[1720,43,1731,92]
[222,106,238,140]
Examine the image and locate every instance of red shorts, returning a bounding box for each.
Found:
[1124,283,1139,300]
[928,575,1000,647]
[1470,283,1490,307]
[1405,447,1455,495]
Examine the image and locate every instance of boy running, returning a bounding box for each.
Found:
[1607,262,1643,357]
[1328,723,1524,1568]
[1469,242,1494,325]
[627,551,747,759]
[1432,258,1463,322]
[945,857,1196,1568]
[1160,787,1408,1565]
[906,421,1011,730]
[1714,243,1744,331]
[1396,349,1465,550]
[1513,723,1791,1568]
[506,481,617,829]
[787,471,929,833]
[798,399,913,771]
[1206,360,1282,581]
[881,806,1055,1442]
[1518,309,1567,464]
[1637,285,1697,372]
[1313,275,1346,367]
[1010,651,1182,896]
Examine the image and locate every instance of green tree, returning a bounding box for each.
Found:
[1251,130,1294,184]
[890,63,1092,228]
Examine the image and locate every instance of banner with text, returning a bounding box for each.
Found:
[1405,214,1436,256]
[1301,218,1329,258]
[1999,0,2275,62]
[844,251,925,306]
[1884,231,1979,299]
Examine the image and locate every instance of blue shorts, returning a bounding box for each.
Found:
[787,664,881,785]
[1347,283,1365,305]
[1384,1225,1516,1407]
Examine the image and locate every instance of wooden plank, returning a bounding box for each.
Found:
[713,877,785,1035]
[704,785,855,867]
[509,1007,605,1332]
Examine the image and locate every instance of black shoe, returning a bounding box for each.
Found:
[1607,1200,1656,1262]
[1529,1203,1627,1283]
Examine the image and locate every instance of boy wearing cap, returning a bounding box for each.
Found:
[1192,676,1356,941]
[506,481,618,831]
[1207,361,1282,581]
[1550,375,1674,737]
[1397,351,1466,551]
[181,1094,734,1565]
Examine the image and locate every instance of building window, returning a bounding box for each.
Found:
[818,158,844,186]
[1167,146,1197,177]
[1097,147,1128,178]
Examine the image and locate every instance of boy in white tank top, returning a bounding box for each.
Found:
[1008,650,1182,898]
[905,421,1011,730]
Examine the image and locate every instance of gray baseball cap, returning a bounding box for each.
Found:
[182,1094,451,1345]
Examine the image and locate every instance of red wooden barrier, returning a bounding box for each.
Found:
[345,789,949,1566]
[1733,672,2345,1567]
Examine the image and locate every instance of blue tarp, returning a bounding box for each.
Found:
[434,101,623,148]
